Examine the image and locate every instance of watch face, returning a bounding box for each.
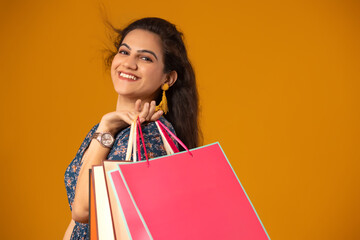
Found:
[101,133,114,147]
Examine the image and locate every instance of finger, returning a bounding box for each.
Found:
[150,110,163,121]
[147,101,156,121]
[139,102,150,123]
[135,99,142,112]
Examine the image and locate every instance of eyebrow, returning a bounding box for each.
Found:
[120,43,158,60]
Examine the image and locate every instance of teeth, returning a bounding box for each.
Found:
[119,72,137,80]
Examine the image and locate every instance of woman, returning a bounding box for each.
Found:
[63,17,200,240]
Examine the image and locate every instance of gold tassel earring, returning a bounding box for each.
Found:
[156,83,169,114]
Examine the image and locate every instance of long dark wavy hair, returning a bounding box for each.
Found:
[105,17,201,149]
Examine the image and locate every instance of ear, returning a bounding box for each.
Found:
[165,70,178,87]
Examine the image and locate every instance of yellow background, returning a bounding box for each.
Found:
[1,0,359,239]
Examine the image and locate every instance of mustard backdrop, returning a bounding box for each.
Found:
[0,0,359,239]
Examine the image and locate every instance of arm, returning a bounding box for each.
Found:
[71,123,113,223]
[63,219,75,240]
[71,100,163,223]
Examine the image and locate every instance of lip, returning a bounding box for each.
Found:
[117,71,140,81]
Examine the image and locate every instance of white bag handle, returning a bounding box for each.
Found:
[125,120,137,161]
[125,119,178,162]
[125,118,192,162]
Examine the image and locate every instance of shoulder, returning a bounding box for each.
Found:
[111,116,175,146]
[141,116,179,152]
[108,117,177,160]
[140,117,176,159]
[141,116,176,136]
[147,116,176,133]
[159,116,176,134]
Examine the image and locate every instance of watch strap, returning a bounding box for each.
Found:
[91,132,114,148]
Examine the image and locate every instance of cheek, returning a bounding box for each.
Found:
[111,55,121,69]
[110,59,117,71]
[144,65,165,80]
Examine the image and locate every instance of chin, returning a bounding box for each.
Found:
[113,88,137,98]
[113,84,131,95]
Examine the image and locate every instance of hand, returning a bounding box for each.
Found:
[98,100,163,135]
[129,100,163,123]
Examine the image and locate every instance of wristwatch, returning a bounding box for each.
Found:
[92,132,114,148]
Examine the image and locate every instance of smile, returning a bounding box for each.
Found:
[118,72,138,81]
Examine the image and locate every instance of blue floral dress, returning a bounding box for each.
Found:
[64,117,177,240]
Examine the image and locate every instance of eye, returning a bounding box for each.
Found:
[141,56,153,62]
[118,49,129,55]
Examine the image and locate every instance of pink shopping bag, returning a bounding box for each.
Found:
[104,141,270,240]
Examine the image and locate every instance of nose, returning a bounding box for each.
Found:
[122,56,138,70]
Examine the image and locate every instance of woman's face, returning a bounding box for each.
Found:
[111,29,167,101]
